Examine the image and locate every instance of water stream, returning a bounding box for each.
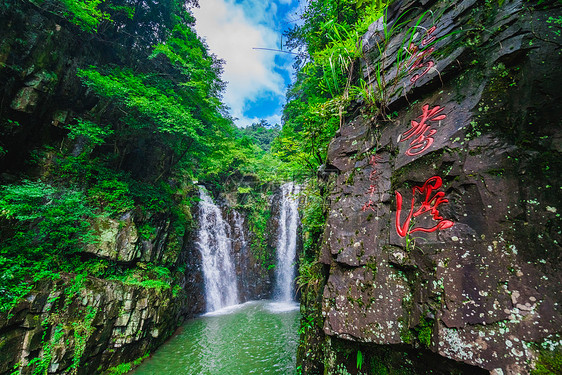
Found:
[197,187,239,312]
[274,182,300,302]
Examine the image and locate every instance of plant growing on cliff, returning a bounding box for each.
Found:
[0,181,95,312]
[27,321,65,374]
[103,353,150,375]
[66,118,113,148]
[296,258,325,304]
[414,316,433,348]
[70,306,97,373]
[356,350,363,371]
[242,191,274,269]
[87,178,135,216]
[30,0,111,32]
[0,181,94,253]
[274,0,389,171]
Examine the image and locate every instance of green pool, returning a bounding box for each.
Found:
[133,300,301,375]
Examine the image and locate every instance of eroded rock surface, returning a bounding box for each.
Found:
[0,277,186,375]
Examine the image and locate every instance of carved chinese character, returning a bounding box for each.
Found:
[361,199,376,212]
[366,184,377,195]
[399,104,446,156]
[421,26,437,46]
[369,154,382,166]
[408,26,438,83]
[395,176,454,237]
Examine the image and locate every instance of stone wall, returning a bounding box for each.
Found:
[299,0,562,374]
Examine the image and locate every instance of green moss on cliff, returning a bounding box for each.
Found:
[531,349,562,375]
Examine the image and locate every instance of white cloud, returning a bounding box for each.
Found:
[192,0,295,128]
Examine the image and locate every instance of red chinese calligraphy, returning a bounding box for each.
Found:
[369,154,382,166]
[368,155,382,183]
[362,154,382,210]
[366,184,377,195]
[399,104,446,156]
[361,199,376,212]
[394,176,454,237]
[421,26,437,46]
[408,26,438,83]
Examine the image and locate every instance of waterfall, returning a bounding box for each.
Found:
[196,187,239,312]
[274,182,300,302]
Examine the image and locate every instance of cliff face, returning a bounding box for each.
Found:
[0,213,200,375]
[1,1,97,175]
[1,277,185,375]
[300,0,562,373]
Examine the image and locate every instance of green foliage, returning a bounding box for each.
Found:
[0,279,33,314]
[70,306,97,373]
[414,317,433,348]
[66,118,113,147]
[129,182,174,214]
[64,273,87,305]
[296,257,321,294]
[531,348,562,375]
[300,181,328,254]
[103,353,150,375]
[31,0,110,32]
[357,350,363,371]
[276,0,390,172]
[75,258,111,277]
[105,3,134,20]
[296,180,328,308]
[138,223,157,240]
[238,120,281,152]
[0,181,97,312]
[77,66,202,139]
[109,263,173,291]
[27,300,65,375]
[240,190,274,268]
[298,314,316,334]
[58,0,110,31]
[88,179,135,216]
[0,181,94,253]
[370,359,390,375]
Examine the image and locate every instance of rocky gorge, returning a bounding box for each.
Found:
[0,184,287,374]
[0,0,561,374]
[0,1,285,372]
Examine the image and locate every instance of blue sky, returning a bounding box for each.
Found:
[192,0,303,127]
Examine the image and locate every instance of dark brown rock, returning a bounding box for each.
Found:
[303,0,562,374]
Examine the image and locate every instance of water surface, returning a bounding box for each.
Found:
[133,300,300,375]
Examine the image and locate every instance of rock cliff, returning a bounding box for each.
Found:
[0,3,207,373]
[0,211,200,375]
[298,0,562,374]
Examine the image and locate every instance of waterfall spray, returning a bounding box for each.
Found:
[196,187,239,312]
[274,182,300,302]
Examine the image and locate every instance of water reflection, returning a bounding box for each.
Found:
[133,300,300,375]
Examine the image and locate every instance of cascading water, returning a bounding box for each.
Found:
[196,187,239,312]
[274,182,301,302]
